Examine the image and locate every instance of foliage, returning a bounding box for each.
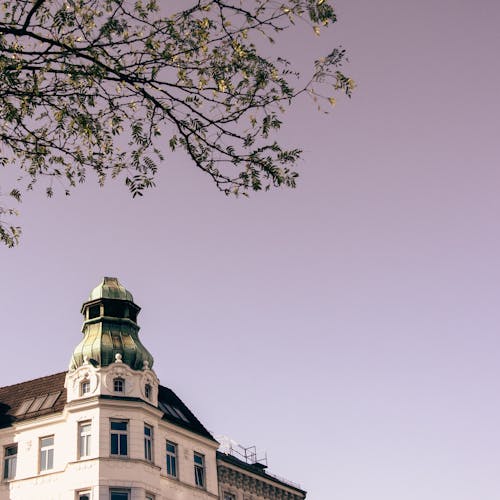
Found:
[0,0,353,246]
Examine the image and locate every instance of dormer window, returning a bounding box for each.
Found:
[145,383,152,400]
[113,378,124,393]
[81,380,90,396]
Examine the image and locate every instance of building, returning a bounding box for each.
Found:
[0,278,306,500]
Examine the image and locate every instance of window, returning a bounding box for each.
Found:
[40,392,61,410]
[110,420,128,456]
[81,380,90,395]
[79,422,92,458]
[88,304,100,319]
[194,452,205,488]
[113,378,124,393]
[166,441,177,478]
[144,424,153,462]
[3,445,17,480]
[223,494,236,500]
[146,495,155,500]
[30,394,48,412]
[109,490,129,500]
[40,435,54,471]
[145,383,152,400]
[78,492,91,500]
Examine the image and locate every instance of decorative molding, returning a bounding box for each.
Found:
[218,465,305,500]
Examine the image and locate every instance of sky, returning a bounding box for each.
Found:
[2,0,500,499]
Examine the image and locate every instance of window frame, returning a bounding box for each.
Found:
[109,489,130,500]
[79,421,92,459]
[194,451,205,488]
[80,380,91,396]
[223,493,236,500]
[113,377,125,393]
[145,383,152,400]
[110,419,128,457]
[165,440,178,478]
[3,444,17,480]
[39,435,55,472]
[76,491,91,500]
[144,424,153,462]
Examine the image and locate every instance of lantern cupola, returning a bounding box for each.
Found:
[69,277,154,371]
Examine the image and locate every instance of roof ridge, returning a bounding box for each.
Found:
[0,371,67,391]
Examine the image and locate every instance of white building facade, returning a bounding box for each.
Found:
[0,278,306,500]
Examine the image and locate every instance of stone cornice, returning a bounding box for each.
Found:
[217,463,306,500]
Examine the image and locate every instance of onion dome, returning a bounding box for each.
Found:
[88,277,134,302]
[69,277,154,371]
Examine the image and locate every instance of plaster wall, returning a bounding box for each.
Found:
[1,393,218,500]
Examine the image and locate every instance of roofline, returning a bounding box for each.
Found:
[0,370,67,391]
[216,451,307,495]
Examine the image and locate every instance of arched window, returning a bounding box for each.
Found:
[145,383,152,400]
[80,380,90,396]
[113,378,125,393]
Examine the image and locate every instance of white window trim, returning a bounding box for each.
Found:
[144,424,153,462]
[39,435,54,472]
[79,421,92,459]
[194,452,205,488]
[113,377,125,393]
[166,441,178,478]
[3,444,17,480]
[80,380,91,396]
[76,490,91,500]
[109,488,130,500]
[110,419,128,457]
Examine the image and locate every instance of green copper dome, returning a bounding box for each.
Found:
[69,277,154,371]
[89,277,134,302]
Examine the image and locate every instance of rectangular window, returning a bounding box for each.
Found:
[194,452,205,488]
[77,491,91,500]
[223,494,236,500]
[166,441,177,478]
[3,445,17,480]
[40,435,54,471]
[109,490,129,500]
[79,422,92,458]
[110,420,128,456]
[144,424,153,462]
[146,495,155,500]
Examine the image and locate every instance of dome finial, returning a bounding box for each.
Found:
[69,277,154,371]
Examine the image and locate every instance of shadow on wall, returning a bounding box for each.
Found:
[0,402,13,427]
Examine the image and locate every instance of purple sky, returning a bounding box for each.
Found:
[2,1,500,498]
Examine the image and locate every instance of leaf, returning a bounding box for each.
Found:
[0,0,351,247]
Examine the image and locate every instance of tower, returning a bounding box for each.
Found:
[66,277,158,407]
[0,277,307,500]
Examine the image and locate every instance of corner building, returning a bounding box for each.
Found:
[0,278,306,500]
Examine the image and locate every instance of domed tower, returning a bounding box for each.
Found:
[66,277,158,405]
[69,277,154,371]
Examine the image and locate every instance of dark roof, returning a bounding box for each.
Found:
[217,451,307,496]
[0,372,214,441]
[0,372,67,428]
[158,385,214,440]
